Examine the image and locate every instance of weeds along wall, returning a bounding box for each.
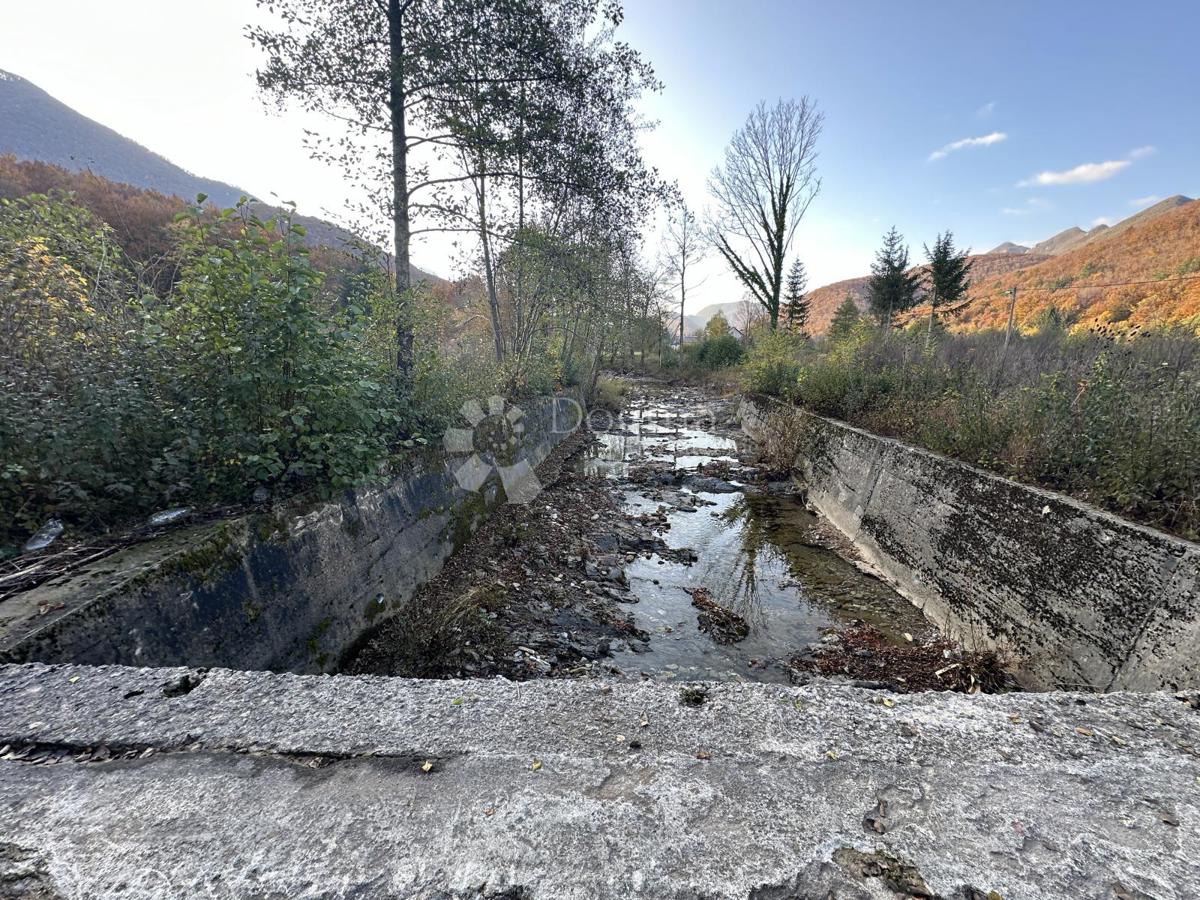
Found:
[0,395,583,673]
[740,396,1200,691]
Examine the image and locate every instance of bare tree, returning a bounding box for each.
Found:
[663,202,706,345]
[736,296,767,338]
[708,97,823,329]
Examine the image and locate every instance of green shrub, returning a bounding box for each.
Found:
[681,333,744,372]
[741,330,804,399]
[146,204,399,499]
[0,194,157,537]
[0,198,479,547]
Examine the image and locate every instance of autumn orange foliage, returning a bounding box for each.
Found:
[949,201,1200,334]
[804,201,1200,336]
[0,155,186,267]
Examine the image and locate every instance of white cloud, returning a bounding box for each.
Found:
[929,131,1007,161]
[1091,216,1115,227]
[1130,194,1163,207]
[1019,143,1158,189]
[1019,159,1130,187]
[976,101,996,118]
[1002,197,1051,215]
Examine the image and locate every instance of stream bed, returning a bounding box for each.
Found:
[350,378,1008,692]
[587,382,933,684]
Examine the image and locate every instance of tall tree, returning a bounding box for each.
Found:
[249,0,431,371]
[923,230,973,342]
[424,0,661,362]
[664,202,706,345]
[782,257,810,335]
[248,0,656,370]
[867,227,922,329]
[827,294,862,341]
[708,97,823,329]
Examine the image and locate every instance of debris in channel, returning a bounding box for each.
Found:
[791,624,1015,694]
[687,587,749,644]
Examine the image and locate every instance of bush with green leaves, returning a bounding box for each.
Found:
[0,193,156,537]
[741,330,805,399]
[0,197,479,549]
[144,204,399,500]
[679,334,745,371]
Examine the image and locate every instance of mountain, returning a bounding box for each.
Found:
[691,301,746,330]
[990,241,1030,255]
[807,195,1198,335]
[1006,196,1195,259]
[0,68,439,284]
[950,198,1200,333]
[1080,195,1193,248]
[667,300,748,338]
[0,69,244,207]
[804,275,873,334]
[805,252,1048,334]
[1032,226,1089,256]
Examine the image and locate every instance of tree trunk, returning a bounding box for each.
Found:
[475,167,505,362]
[388,0,413,373]
[925,286,937,351]
[678,265,686,347]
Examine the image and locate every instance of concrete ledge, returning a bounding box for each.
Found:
[739,397,1200,692]
[1,663,1198,898]
[0,394,582,674]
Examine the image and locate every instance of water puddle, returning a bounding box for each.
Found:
[586,384,931,684]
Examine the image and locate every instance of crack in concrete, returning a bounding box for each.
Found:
[0,739,468,772]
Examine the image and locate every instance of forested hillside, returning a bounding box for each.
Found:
[0,155,441,287]
[804,252,1048,334]
[952,199,1200,332]
[802,199,1200,335]
[0,69,245,207]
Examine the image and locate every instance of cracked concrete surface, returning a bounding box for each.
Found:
[1,663,1198,898]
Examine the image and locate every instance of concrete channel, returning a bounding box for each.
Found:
[1,382,1199,898]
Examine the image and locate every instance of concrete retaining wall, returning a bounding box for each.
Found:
[0,394,582,674]
[739,397,1200,691]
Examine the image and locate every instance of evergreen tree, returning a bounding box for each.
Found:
[867,227,922,329]
[827,294,861,342]
[923,231,973,335]
[782,258,811,335]
[1036,304,1068,336]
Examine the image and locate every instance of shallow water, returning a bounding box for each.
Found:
[588,385,931,684]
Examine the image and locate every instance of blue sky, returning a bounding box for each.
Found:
[1,0,1196,311]
[624,0,1200,307]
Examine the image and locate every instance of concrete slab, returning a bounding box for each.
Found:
[1,663,1198,899]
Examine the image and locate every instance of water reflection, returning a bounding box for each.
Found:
[589,384,930,683]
